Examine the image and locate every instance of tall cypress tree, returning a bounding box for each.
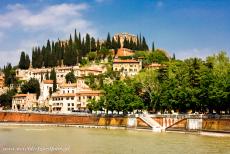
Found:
[142,37,149,51]
[91,37,96,52]
[19,51,26,69]
[117,36,121,49]
[50,68,57,92]
[152,41,155,52]
[85,33,91,53]
[25,54,30,69]
[106,32,111,49]
[96,39,100,51]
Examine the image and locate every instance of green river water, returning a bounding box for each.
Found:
[0,125,229,154]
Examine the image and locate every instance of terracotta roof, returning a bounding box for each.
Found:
[113,59,139,63]
[13,93,36,97]
[76,90,102,96]
[114,48,134,57]
[43,80,53,84]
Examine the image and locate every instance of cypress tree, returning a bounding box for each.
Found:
[85,33,91,53]
[142,37,149,51]
[19,51,26,69]
[152,41,155,52]
[96,39,100,51]
[123,38,128,48]
[117,36,121,49]
[45,70,49,80]
[50,68,57,92]
[25,54,30,69]
[106,32,111,49]
[91,37,96,52]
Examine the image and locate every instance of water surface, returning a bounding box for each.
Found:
[0,125,229,154]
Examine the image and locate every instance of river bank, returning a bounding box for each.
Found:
[0,111,230,137]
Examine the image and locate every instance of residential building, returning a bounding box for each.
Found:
[113,59,142,77]
[112,48,135,58]
[147,63,162,70]
[12,93,37,111]
[38,80,60,107]
[49,82,102,113]
[113,32,137,48]
[15,65,106,84]
[0,72,4,88]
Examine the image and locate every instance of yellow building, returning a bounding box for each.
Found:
[0,74,4,88]
[113,59,142,77]
[12,93,37,111]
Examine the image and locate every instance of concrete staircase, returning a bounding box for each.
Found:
[139,114,163,132]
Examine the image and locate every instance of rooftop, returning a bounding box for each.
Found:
[113,59,139,63]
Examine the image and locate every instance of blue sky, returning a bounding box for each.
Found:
[0,0,230,67]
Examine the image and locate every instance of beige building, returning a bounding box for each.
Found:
[113,32,137,48]
[12,93,37,111]
[113,59,142,77]
[147,63,163,69]
[15,65,106,84]
[49,82,102,113]
[0,72,4,88]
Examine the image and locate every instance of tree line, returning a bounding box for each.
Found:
[18,30,150,69]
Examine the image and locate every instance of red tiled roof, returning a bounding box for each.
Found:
[13,93,36,97]
[115,48,134,57]
[43,80,53,84]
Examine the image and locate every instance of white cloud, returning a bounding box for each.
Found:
[172,48,216,60]
[0,3,97,67]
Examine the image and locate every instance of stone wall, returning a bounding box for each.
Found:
[202,119,230,132]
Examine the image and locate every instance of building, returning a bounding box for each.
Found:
[113,32,137,48]
[147,63,162,70]
[38,80,60,107]
[0,72,4,89]
[15,65,106,84]
[49,82,102,113]
[12,93,37,111]
[113,59,142,77]
[112,48,135,58]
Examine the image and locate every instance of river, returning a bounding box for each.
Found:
[0,125,229,154]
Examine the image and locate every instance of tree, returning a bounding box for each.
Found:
[152,41,155,52]
[25,54,30,69]
[106,32,112,49]
[21,78,40,99]
[19,52,27,69]
[0,89,17,109]
[50,68,57,92]
[65,70,77,83]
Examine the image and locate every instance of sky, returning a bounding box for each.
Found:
[0,0,230,67]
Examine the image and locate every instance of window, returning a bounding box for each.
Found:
[72,90,74,93]
[71,97,74,100]
[72,103,74,106]
[68,108,70,111]
[66,97,69,100]
[68,103,70,106]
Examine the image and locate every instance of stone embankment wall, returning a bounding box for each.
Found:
[0,112,153,128]
[202,119,230,132]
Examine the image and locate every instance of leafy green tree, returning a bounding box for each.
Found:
[65,70,77,83]
[21,78,40,99]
